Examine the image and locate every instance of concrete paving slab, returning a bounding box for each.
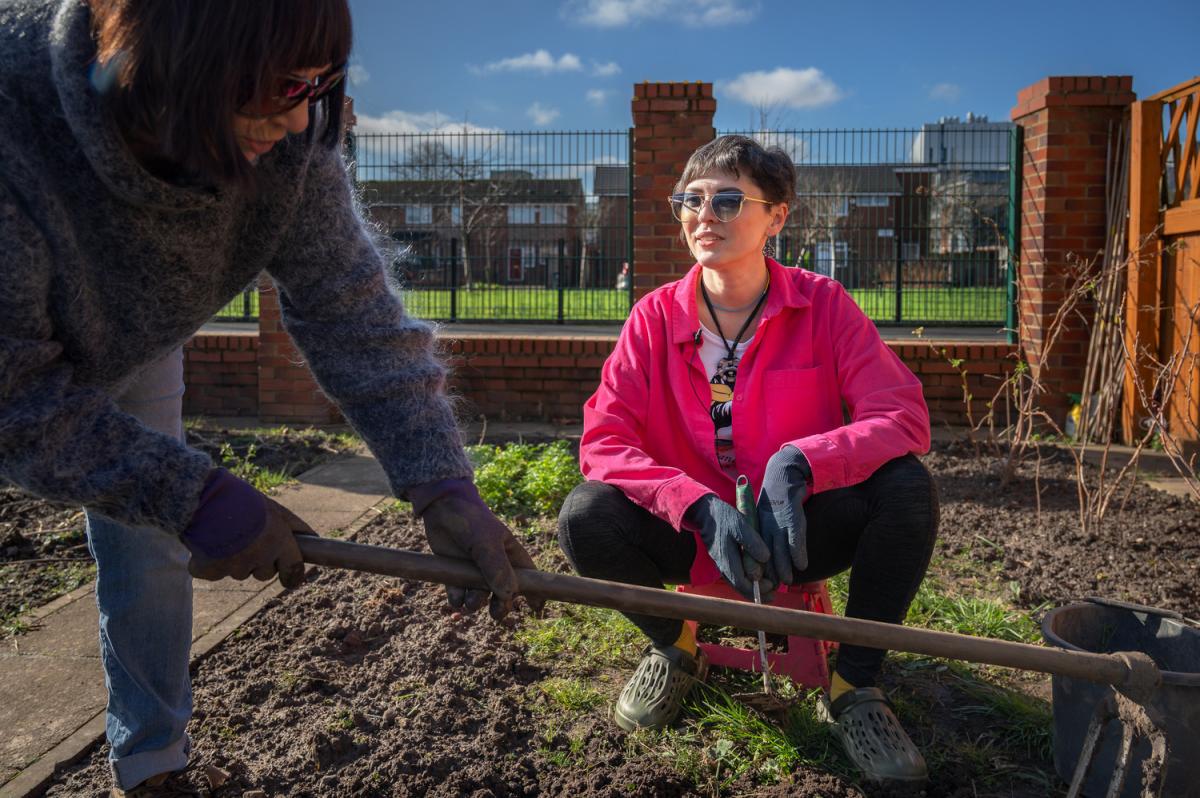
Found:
[3,596,98,660]
[192,589,262,642]
[0,657,107,774]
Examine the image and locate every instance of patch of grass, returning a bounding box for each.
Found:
[904,576,1041,643]
[951,676,1053,759]
[515,604,642,672]
[536,677,606,712]
[219,442,293,494]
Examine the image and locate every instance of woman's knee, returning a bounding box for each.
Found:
[870,455,940,538]
[557,481,631,556]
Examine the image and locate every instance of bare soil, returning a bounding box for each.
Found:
[41,442,1200,796]
[0,422,360,634]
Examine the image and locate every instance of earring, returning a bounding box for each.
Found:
[763,239,777,259]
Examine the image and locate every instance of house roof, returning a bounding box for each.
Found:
[360,177,585,206]
[794,164,907,195]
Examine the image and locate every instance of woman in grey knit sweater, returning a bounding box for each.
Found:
[0,0,537,793]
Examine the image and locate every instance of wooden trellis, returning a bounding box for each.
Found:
[1124,75,1200,454]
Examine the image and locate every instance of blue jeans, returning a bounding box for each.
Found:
[85,349,193,789]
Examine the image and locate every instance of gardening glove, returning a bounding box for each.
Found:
[756,445,813,585]
[684,493,771,600]
[183,468,313,589]
[409,478,541,620]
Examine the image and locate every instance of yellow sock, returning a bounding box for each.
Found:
[672,623,698,655]
[829,672,855,702]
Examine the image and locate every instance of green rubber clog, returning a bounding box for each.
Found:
[818,686,928,783]
[613,644,708,732]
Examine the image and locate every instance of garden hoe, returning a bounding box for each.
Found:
[296,537,1199,797]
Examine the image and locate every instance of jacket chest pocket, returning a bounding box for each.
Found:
[763,366,835,443]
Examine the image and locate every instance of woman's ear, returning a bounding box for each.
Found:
[768,203,789,236]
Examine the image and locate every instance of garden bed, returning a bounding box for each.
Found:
[42,440,1200,796]
[0,421,360,637]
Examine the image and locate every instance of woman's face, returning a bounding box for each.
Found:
[231,64,331,164]
[678,169,787,272]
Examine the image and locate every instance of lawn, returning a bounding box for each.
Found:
[216,285,1007,325]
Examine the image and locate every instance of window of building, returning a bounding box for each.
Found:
[507,204,569,225]
[449,205,462,226]
[404,204,432,225]
[814,241,849,277]
[901,242,921,261]
[854,195,890,207]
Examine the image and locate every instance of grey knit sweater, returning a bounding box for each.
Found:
[0,0,472,535]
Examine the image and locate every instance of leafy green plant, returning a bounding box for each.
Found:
[219,442,292,494]
[468,441,582,518]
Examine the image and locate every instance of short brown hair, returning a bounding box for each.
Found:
[674,135,796,205]
[91,0,352,185]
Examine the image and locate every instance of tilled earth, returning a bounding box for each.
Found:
[37,442,1200,796]
[1,423,359,635]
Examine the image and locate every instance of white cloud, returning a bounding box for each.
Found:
[526,102,560,126]
[474,50,582,75]
[591,60,621,77]
[721,67,842,110]
[929,82,962,102]
[354,110,500,135]
[347,63,370,86]
[586,89,611,106]
[561,0,758,28]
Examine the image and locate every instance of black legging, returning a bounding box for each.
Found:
[557,454,939,688]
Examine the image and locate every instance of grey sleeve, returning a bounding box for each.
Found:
[264,146,472,496]
[0,184,212,533]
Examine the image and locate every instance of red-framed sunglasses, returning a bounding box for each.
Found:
[239,63,346,118]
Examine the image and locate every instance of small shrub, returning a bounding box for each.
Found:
[468,441,582,518]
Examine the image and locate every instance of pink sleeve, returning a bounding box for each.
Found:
[785,283,931,494]
[579,305,713,530]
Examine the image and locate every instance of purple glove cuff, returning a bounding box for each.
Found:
[181,468,268,558]
[406,477,484,516]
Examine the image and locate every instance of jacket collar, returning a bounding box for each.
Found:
[669,257,811,344]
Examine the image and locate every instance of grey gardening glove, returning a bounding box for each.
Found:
[684,493,772,600]
[409,479,541,620]
[756,445,813,585]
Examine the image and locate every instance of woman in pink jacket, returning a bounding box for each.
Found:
[557,135,939,785]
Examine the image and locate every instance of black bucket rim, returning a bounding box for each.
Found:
[1041,597,1200,686]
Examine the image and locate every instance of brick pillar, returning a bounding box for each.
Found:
[1010,76,1135,420]
[631,82,716,299]
[256,276,341,424]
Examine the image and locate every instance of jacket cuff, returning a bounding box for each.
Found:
[181,468,267,558]
[405,477,482,516]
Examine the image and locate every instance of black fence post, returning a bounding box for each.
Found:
[449,250,458,322]
[894,237,903,323]
[556,238,566,324]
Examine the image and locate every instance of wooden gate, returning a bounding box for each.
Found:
[1124,76,1200,455]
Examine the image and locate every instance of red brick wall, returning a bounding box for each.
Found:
[632,82,716,298]
[442,334,1015,426]
[182,333,259,417]
[1011,76,1135,420]
[184,329,1014,428]
[256,277,343,425]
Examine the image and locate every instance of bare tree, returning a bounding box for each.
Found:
[387,134,508,289]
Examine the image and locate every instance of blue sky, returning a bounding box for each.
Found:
[344,0,1197,134]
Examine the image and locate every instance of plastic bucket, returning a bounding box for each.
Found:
[1041,598,1200,797]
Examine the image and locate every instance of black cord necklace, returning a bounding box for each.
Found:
[699,274,769,373]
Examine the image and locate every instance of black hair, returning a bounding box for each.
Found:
[91,0,352,186]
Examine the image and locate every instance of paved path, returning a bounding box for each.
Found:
[0,453,391,798]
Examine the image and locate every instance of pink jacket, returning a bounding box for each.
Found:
[580,258,931,585]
